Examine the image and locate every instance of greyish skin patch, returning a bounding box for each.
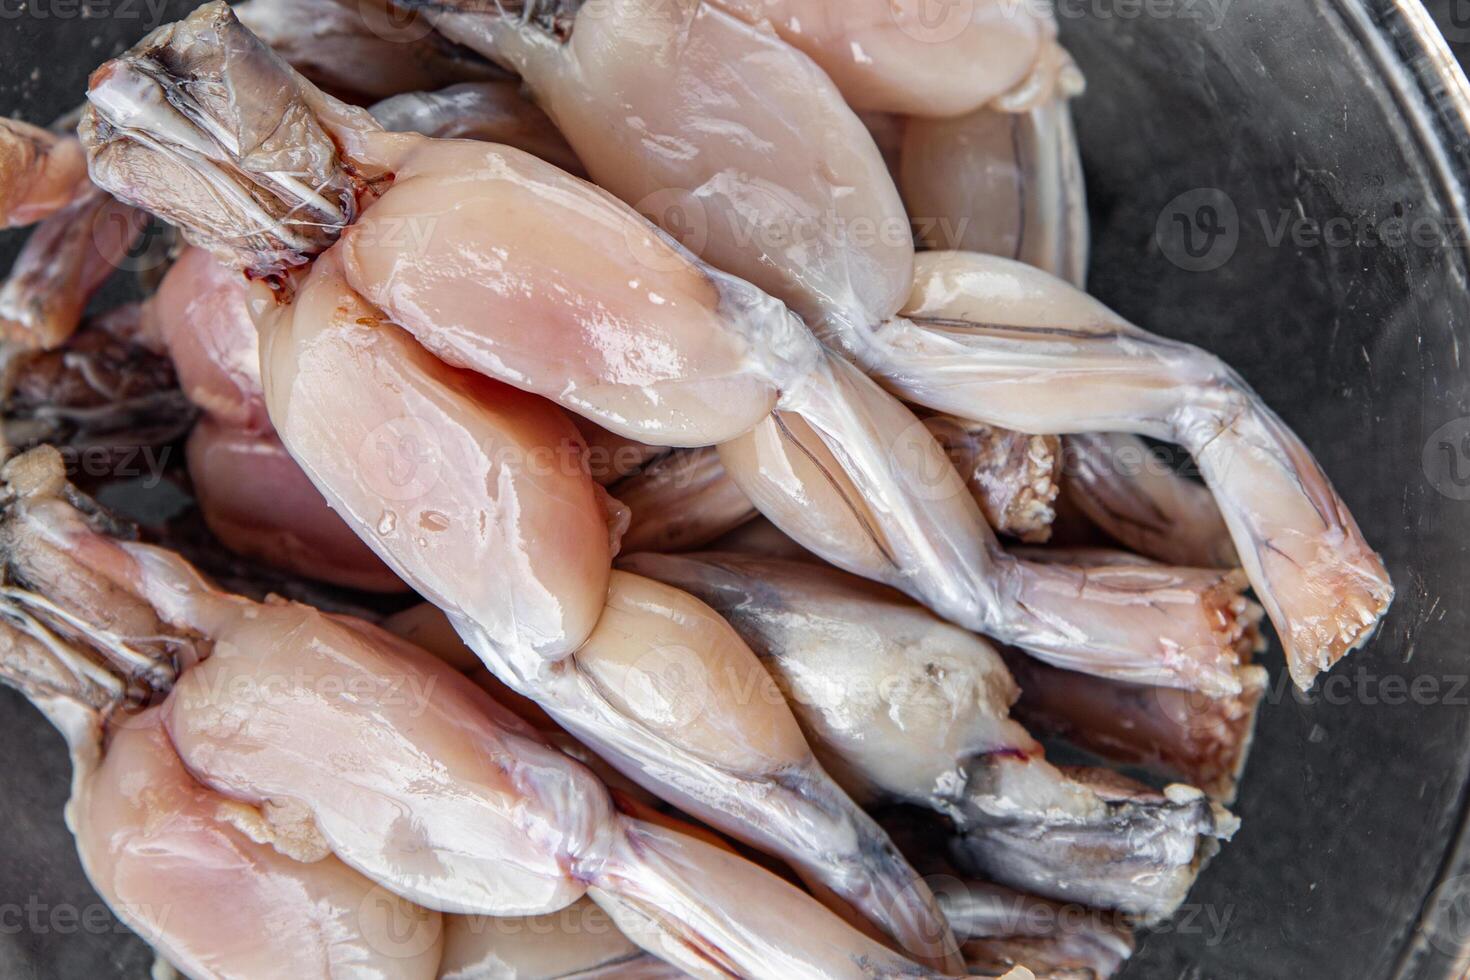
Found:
[620,551,1238,923]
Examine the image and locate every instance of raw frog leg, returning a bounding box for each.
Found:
[0,538,442,976]
[0,446,955,979]
[899,95,1235,569]
[868,251,1393,689]
[141,246,405,591]
[623,551,1238,921]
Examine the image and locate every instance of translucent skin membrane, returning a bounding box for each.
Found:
[0,185,145,350]
[704,0,1065,117]
[877,251,1393,689]
[234,0,500,101]
[0,119,88,227]
[897,96,1236,569]
[621,552,1237,921]
[369,80,585,176]
[0,449,951,979]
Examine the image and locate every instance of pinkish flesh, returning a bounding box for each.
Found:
[900,99,1088,285]
[612,446,759,554]
[421,0,913,334]
[621,551,1238,921]
[144,247,272,433]
[0,447,950,978]
[72,11,1276,961]
[162,603,610,916]
[145,246,405,591]
[719,398,1256,694]
[0,121,88,227]
[256,245,958,965]
[186,419,407,593]
[0,186,144,350]
[78,12,1258,701]
[708,0,1058,116]
[259,246,614,659]
[338,137,796,446]
[73,709,444,980]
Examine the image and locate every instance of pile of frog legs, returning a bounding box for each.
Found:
[0,2,1391,977]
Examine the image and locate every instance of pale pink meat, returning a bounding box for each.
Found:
[185,418,407,593]
[145,247,406,592]
[709,0,1061,116]
[0,120,88,227]
[0,448,955,978]
[74,709,444,980]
